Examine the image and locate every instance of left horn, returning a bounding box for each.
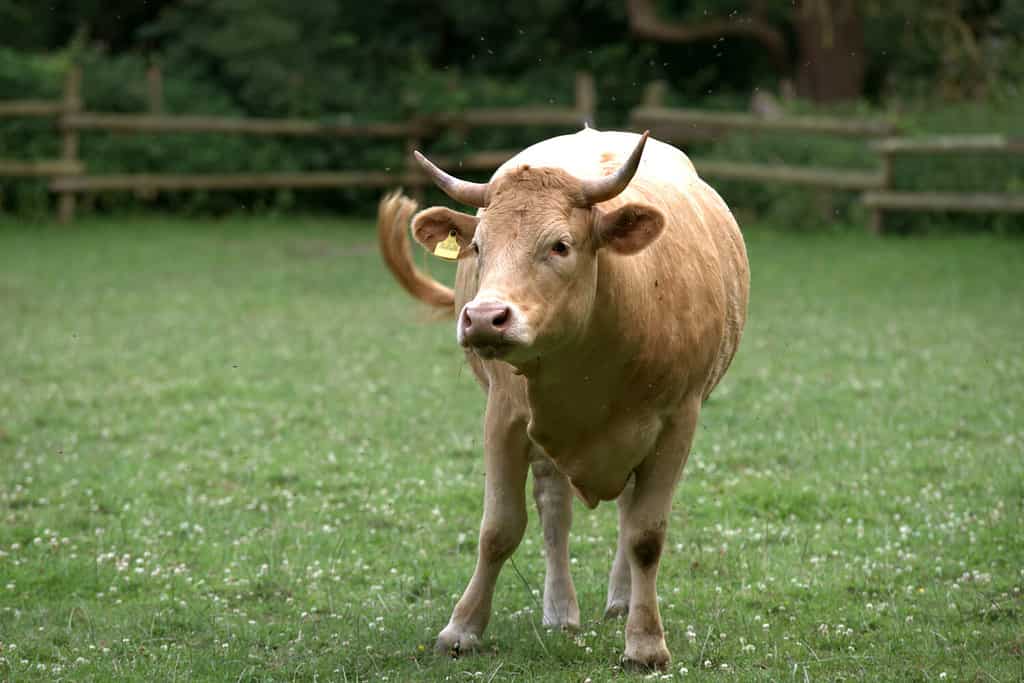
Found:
[413,150,489,208]
[577,130,649,205]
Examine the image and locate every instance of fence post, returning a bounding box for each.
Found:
[575,71,595,127]
[57,65,82,224]
[405,126,424,204]
[642,80,667,108]
[146,63,164,114]
[870,150,892,235]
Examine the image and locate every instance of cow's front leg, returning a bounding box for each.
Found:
[619,403,699,670]
[435,401,530,656]
[531,455,580,630]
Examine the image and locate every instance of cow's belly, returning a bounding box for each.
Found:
[528,414,662,508]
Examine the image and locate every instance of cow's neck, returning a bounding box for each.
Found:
[519,310,635,449]
[524,349,616,427]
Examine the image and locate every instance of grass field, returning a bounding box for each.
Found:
[1,216,1022,681]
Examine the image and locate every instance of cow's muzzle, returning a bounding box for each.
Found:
[459,299,518,358]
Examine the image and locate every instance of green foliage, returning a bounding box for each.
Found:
[0,48,65,217]
[1,218,1023,679]
[140,0,371,119]
[865,1,1024,101]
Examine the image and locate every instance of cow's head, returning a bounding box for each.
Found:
[411,132,664,365]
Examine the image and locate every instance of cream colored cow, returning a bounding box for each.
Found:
[378,128,749,669]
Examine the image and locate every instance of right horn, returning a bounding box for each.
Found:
[577,130,649,206]
[413,150,490,208]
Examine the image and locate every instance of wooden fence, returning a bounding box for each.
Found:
[629,85,900,230]
[864,135,1024,232]
[1,66,1021,231]
[0,67,595,223]
[630,105,896,190]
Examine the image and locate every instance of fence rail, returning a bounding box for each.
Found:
[61,112,426,138]
[51,172,418,192]
[631,105,899,138]
[862,191,1024,213]
[0,101,65,118]
[872,135,1024,154]
[431,150,517,172]
[0,159,84,176]
[427,108,587,128]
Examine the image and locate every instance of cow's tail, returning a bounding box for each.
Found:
[377,191,456,316]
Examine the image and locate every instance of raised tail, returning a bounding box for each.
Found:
[377,191,456,316]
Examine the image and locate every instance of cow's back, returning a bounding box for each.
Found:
[495,128,698,189]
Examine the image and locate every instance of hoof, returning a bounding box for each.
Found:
[542,615,581,631]
[543,600,581,631]
[622,636,670,671]
[621,652,671,672]
[603,601,629,619]
[434,625,480,658]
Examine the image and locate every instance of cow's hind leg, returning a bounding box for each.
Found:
[435,399,531,656]
[619,401,699,671]
[531,456,580,630]
[604,473,635,619]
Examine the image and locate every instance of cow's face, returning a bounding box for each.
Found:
[412,165,664,365]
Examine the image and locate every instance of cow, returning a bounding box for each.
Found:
[377,127,749,669]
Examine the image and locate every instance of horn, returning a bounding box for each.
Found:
[413,150,489,208]
[578,130,649,206]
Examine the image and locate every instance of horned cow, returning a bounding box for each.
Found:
[377,128,749,669]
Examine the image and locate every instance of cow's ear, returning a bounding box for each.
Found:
[594,203,665,255]
[411,206,479,255]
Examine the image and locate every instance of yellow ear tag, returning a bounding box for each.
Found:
[433,230,461,261]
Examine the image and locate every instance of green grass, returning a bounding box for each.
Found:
[1,217,1022,682]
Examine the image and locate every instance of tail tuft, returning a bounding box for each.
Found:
[377,191,456,315]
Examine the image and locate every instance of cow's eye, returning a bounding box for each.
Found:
[470,241,480,255]
[550,240,570,257]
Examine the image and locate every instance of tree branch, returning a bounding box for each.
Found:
[626,0,788,72]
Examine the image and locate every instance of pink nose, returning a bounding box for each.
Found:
[460,301,511,346]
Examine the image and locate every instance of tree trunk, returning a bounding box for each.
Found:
[794,0,865,102]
